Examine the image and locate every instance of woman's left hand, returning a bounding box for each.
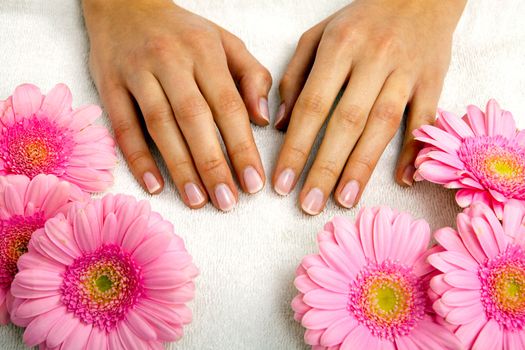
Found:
[272,0,466,215]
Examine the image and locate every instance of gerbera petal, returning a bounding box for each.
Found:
[121,215,148,252]
[307,267,348,293]
[134,307,182,341]
[455,189,475,208]
[295,275,320,294]
[417,161,460,184]
[320,316,358,346]
[457,213,487,263]
[472,319,503,350]
[471,217,500,258]
[433,227,471,256]
[372,207,393,263]
[304,329,324,345]
[358,208,376,260]
[502,200,525,240]
[301,309,350,330]
[429,274,453,295]
[465,104,487,136]
[12,84,43,117]
[303,289,348,310]
[14,295,62,319]
[441,289,480,307]
[291,294,311,316]
[73,208,97,252]
[454,316,487,350]
[125,309,157,341]
[430,251,478,272]
[444,270,480,289]
[132,233,172,265]
[60,323,92,350]
[41,84,72,119]
[484,99,501,136]
[86,325,108,350]
[46,311,80,348]
[446,302,484,325]
[23,306,66,346]
[340,325,372,350]
[426,150,465,169]
[319,241,356,279]
[68,105,101,130]
[439,110,474,139]
[13,269,62,291]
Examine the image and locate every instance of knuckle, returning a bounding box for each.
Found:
[170,158,194,171]
[370,103,403,127]
[373,34,402,58]
[198,157,224,174]
[175,96,210,122]
[296,92,326,116]
[352,155,374,173]
[126,150,150,169]
[216,90,244,116]
[112,119,134,142]
[145,106,174,132]
[336,104,365,130]
[229,139,257,159]
[286,145,309,161]
[184,28,220,51]
[144,35,174,59]
[315,160,340,179]
[279,72,294,92]
[255,67,272,86]
[325,21,361,45]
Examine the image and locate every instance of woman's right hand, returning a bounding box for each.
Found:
[82,0,272,211]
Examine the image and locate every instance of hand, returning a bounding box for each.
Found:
[273,0,466,215]
[82,0,272,211]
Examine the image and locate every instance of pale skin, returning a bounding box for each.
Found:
[82,0,466,214]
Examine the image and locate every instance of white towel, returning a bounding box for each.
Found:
[0,0,524,349]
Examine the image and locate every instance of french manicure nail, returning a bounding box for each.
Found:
[402,165,416,187]
[184,183,205,206]
[274,168,295,195]
[215,184,236,212]
[243,166,264,194]
[339,180,359,208]
[259,97,270,123]
[274,102,286,127]
[143,172,161,194]
[301,188,324,215]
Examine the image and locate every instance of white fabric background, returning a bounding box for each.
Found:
[0,0,524,349]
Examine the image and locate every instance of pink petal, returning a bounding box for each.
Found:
[434,227,471,257]
[455,189,475,208]
[417,161,460,184]
[143,269,193,290]
[14,294,61,319]
[430,251,478,272]
[320,316,358,346]
[433,299,453,318]
[303,289,348,310]
[331,218,366,269]
[484,99,501,137]
[67,105,101,130]
[134,307,182,341]
[307,267,349,293]
[101,213,118,243]
[41,181,73,217]
[444,270,480,289]
[429,274,453,295]
[12,84,43,117]
[419,125,462,152]
[372,207,393,263]
[319,242,356,279]
[121,215,148,252]
[502,200,525,240]
[13,269,62,291]
[426,150,465,170]
[46,311,80,348]
[404,219,431,265]
[456,213,487,263]
[395,336,419,350]
[60,322,92,350]
[295,275,320,294]
[454,316,487,350]
[472,319,502,350]
[23,306,66,347]
[32,230,74,266]
[357,208,376,261]
[305,329,324,345]
[117,321,149,350]
[145,282,195,304]
[301,309,350,330]
[291,294,311,316]
[465,104,487,136]
[132,233,172,265]
[441,289,480,307]
[125,309,157,341]
[410,317,462,350]
[340,325,372,350]
[5,184,24,215]
[438,111,474,139]
[44,218,80,259]
[86,325,108,350]
[446,303,484,325]
[471,217,500,258]
[41,84,72,119]
[107,328,125,350]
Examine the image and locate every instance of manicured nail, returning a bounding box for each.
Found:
[243,166,264,194]
[274,168,295,195]
[302,188,324,215]
[259,97,270,123]
[215,184,236,212]
[143,172,161,194]
[274,102,286,127]
[184,183,205,206]
[339,180,359,208]
[402,165,416,186]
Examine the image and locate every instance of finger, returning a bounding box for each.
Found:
[157,69,238,212]
[299,62,391,215]
[126,72,208,209]
[99,83,164,194]
[221,30,273,126]
[272,35,352,196]
[276,20,328,130]
[195,51,265,195]
[335,72,413,209]
[395,75,444,187]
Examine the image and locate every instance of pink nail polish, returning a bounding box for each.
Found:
[243,166,264,194]
[215,184,236,212]
[301,188,324,215]
[143,172,161,194]
[402,165,416,186]
[339,180,359,208]
[259,97,270,123]
[184,183,205,206]
[274,102,286,127]
[274,168,295,195]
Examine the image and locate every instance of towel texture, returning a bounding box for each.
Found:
[0,0,524,349]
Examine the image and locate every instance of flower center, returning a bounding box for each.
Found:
[60,244,144,331]
[0,213,45,288]
[479,245,525,330]
[348,261,425,341]
[0,116,74,178]
[459,136,525,199]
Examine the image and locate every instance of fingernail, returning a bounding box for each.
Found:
[259,97,270,123]
[301,188,324,215]
[143,172,161,194]
[339,180,360,208]
[184,183,205,206]
[274,102,286,127]
[274,168,295,195]
[215,184,236,212]
[243,166,264,194]
[402,165,416,186]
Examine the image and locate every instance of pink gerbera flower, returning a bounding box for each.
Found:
[291,207,462,349]
[414,99,525,218]
[429,200,525,349]
[9,194,198,349]
[0,174,85,325]
[0,83,117,192]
